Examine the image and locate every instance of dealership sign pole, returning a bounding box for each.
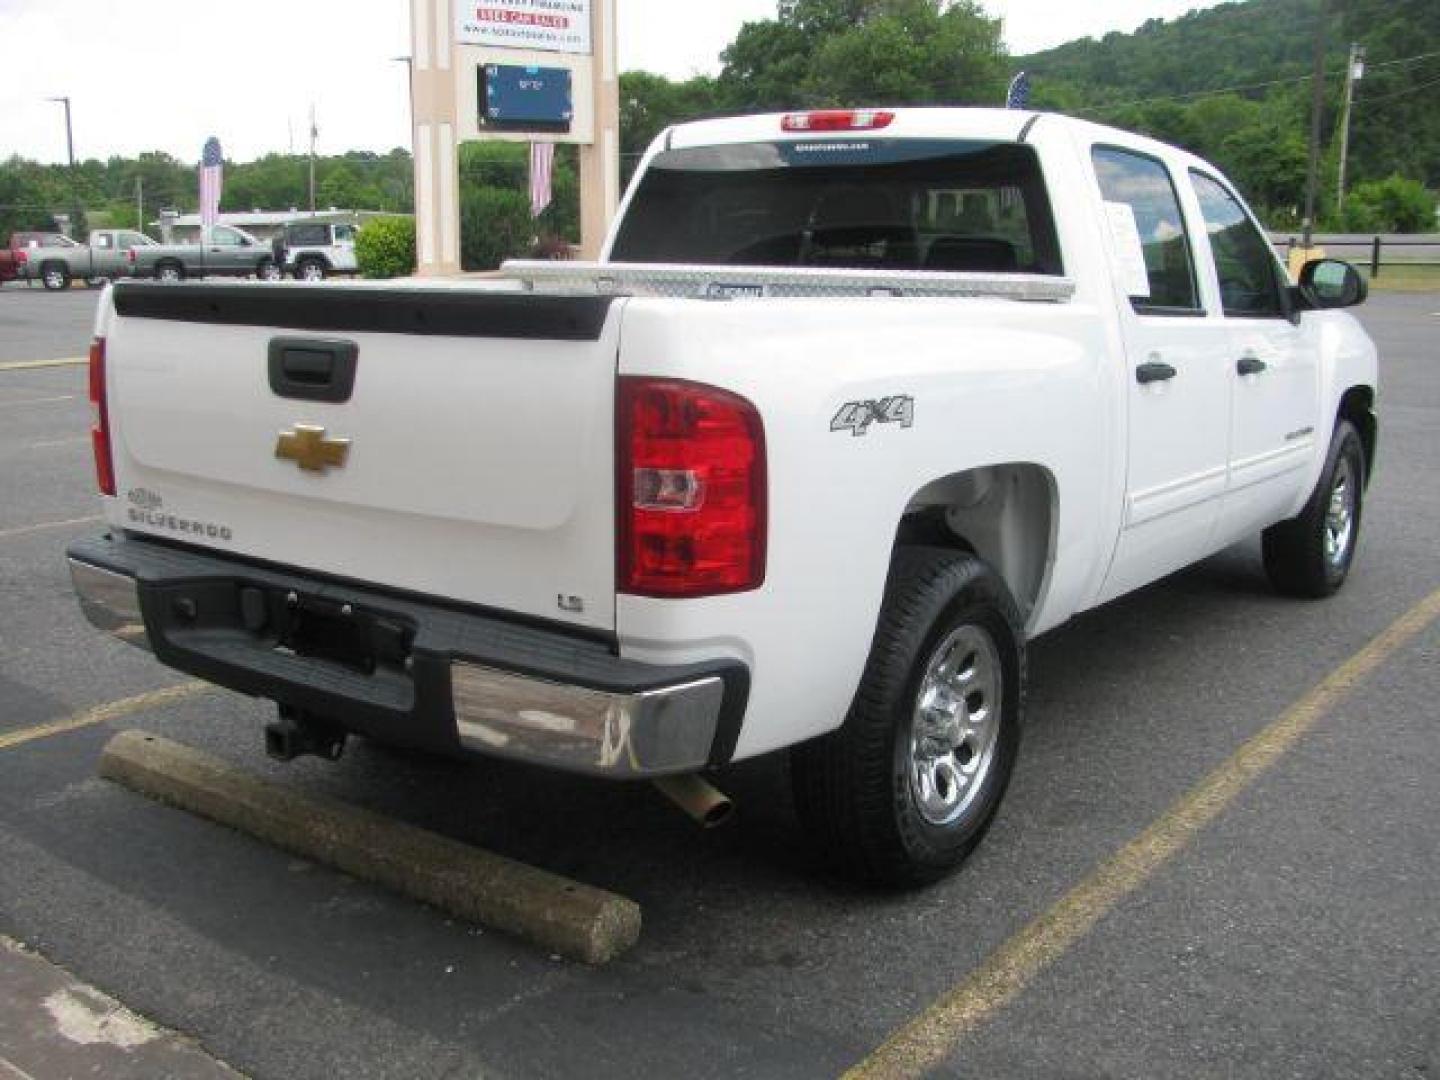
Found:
[409,0,619,275]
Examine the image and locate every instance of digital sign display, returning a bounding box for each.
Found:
[480,64,574,132]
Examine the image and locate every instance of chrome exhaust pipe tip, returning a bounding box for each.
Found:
[652,774,734,829]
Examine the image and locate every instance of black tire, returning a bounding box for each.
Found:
[295,257,327,281]
[257,257,282,281]
[155,261,183,282]
[40,262,70,291]
[1262,420,1366,598]
[791,547,1025,888]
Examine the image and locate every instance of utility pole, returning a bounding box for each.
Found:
[392,56,414,134]
[1335,41,1365,214]
[136,176,144,230]
[46,96,74,166]
[1300,1,1328,249]
[308,104,318,214]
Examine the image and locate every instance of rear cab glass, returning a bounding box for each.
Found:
[1091,145,1201,316]
[610,139,1063,275]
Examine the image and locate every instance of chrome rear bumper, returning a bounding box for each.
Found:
[67,536,745,778]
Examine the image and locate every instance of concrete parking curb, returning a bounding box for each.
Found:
[98,730,642,965]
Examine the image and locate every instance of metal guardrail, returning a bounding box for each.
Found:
[1270,234,1440,278]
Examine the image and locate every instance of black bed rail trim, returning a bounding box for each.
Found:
[112,282,617,341]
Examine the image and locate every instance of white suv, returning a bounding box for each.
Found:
[280,221,358,281]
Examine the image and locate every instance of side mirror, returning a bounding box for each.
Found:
[1298,258,1366,309]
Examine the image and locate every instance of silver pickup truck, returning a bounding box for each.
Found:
[130,224,282,282]
[21,229,155,290]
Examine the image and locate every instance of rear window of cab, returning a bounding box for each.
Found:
[610,139,1063,276]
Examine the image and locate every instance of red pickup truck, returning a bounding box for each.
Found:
[0,233,52,282]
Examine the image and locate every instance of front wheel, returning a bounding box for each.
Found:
[257,258,282,281]
[1262,420,1366,598]
[791,547,1025,888]
[40,262,70,290]
[295,258,327,281]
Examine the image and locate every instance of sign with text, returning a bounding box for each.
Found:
[481,64,574,130]
[457,1,592,55]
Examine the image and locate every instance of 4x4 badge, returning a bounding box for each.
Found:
[830,395,915,437]
[275,424,351,472]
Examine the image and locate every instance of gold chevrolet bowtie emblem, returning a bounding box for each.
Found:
[275,424,350,473]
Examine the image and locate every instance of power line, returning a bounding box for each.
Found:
[1356,72,1440,106]
[1073,47,1440,117]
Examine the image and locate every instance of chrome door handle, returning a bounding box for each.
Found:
[1136,361,1177,384]
[1237,356,1268,376]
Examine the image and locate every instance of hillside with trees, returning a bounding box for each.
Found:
[1019,0,1440,226]
[2,0,1435,266]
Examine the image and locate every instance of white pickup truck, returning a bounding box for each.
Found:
[69,108,1376,886]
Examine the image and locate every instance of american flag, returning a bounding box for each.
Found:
[199,137,223,227]
[1006,71,1031,110]
[530,142,554,219]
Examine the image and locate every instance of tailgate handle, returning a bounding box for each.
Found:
[268,337,358,403]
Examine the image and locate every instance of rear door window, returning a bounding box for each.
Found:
[610,139,1063,275]
[1091,146,1200,315]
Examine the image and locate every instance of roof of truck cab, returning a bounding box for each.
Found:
[666,107,1044,150]
[662,107,1230,187]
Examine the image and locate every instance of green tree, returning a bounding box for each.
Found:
[1341,175,1435,232]
[619,72,724,178]
[719,0,1006,109]
[460,186,531,270]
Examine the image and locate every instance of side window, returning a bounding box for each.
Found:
[1091,146,1200,314]
[1190,170,1284,318]
[211,227,242,247]
[94,233,112,248]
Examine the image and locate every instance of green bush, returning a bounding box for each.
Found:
[356,215,416,278]
[460,186,533,271]
[1340,176,1436,234]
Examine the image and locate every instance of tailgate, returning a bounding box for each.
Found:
[103,283,621,633]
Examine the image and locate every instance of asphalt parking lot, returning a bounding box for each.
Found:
[1,281,1437,1079]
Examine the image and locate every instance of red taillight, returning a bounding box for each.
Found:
[15,250,27,266]
[782,109,895,132]
[126,248,136,264]
[618,377,766,598]
[88,337,116,496]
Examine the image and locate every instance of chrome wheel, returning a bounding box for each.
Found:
[1324,456,1356,569]
[298,261,326,281]
[909,624,1003,826]
[43,268,65,289]
[157,264,181,282]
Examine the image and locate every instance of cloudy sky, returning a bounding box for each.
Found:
[0,0,1224,165]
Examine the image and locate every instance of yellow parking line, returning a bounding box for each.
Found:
[846,584,1440,1079]
[0,358,87,371]
[0,516,102,541]
[0,683,210,753]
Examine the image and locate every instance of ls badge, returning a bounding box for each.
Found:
[275,424,351,472]
[831,395,915,437]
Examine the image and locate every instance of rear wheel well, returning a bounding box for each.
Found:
[1338,385,1376,483]
[895,463,1057,627]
